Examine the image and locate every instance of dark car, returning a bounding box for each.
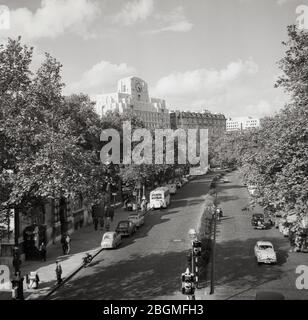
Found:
[251,213,265,226]
[115,220,136,237]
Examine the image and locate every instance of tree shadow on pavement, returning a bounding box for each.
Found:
[48,250,188,300]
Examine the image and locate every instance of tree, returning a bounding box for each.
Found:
[0,38,108,222]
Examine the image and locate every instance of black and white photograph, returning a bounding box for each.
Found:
[0,0,308,310]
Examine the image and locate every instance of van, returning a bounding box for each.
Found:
[150,187,171,209]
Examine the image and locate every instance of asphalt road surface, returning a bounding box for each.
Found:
[48,174,214,300]
[210,170,308,300]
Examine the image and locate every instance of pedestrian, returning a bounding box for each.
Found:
[109,206,114,222]
[105,217,111,231]
[61,234,67,255]
[99,217,104,230]
[55,260,62,285]
[39,242,47,262]
[65,234,71,254]
[93,216,99,231]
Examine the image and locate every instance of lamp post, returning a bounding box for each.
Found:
[12,208,24,300]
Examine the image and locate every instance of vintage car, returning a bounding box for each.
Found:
[182,177,189,185]
[254,241,277,264]
[115,220,136,237]
[166,184,177,195]
[128,213,145,228]
[175,180,182,188]
[251,213,265,227]
[101,231,122,249]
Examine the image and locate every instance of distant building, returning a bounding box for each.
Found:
[226,117,260,132]
[170,110,226,136]
[92,77,170,129]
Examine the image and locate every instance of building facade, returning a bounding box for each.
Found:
[226,117,260,131]
[92,77,170,129]
[170,110,226,136]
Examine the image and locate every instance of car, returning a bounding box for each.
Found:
[254,241,277,265]
[116,220,136,237]
[175,180,182,188]
[251,213,265,227]
[222,178,229,183]
[166,184,177,195]
[101,231,122,249]
[182,177,189,184]
[128,213,145,228]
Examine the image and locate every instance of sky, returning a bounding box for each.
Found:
[0,0,307,118]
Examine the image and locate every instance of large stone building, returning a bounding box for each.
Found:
[226,117,260,131]
[92,77,170,129]
[170,110,226,136]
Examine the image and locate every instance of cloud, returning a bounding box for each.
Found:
[147,6,193,34]
[6,0,100,40]
[153,59,258,98]
[152,58,288,118]
[113,0,154,26]
[65,60,136,95]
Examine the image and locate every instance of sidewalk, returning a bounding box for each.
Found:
[0,204,144,300]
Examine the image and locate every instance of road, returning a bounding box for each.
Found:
[48,174,214,300]
[209,170,308,300]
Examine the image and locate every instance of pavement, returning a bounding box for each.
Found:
[203,170,308,300]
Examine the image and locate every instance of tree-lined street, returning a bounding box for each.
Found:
[47,175,214,300]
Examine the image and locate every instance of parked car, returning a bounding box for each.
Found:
[128,213,145,228]
[101,231,122,249]
[166,184,177,195]
[251,213,265,227]
[254,241,277,265]
[182,177,189,184]
[116,220,136,237]
[175,180,182,188]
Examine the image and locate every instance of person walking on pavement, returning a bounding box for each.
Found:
[105,216,111,231]
[93,216,99,231]
[65,234,71,254]
[61,234,67,255]
[55,260,62,285]
[109,206,114,222]
[39,242,47,262]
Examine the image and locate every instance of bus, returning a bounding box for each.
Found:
[150,187,171,209]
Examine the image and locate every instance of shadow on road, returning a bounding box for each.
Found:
[213,237,289,291]
[48,250,188,300]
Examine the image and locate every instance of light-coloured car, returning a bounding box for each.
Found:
[254,241,277,264]
[128,213,145,228]
[101,231,122,249]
